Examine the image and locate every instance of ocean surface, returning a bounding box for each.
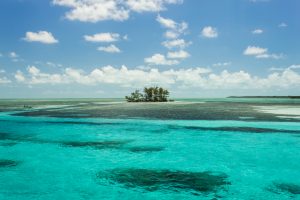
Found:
[0,98,300,199]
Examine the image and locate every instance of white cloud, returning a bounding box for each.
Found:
[9,52,18,58]
[213,62,232,67]
[156,15,177,29]
[270,65,300,71]
[278,22,288,28]
[243,46,284,59]
[0,76,10,84]
[53,0,129,22]
[15,70,26,82]
[244,46,267,55]
[97,44,121,53]
[164,31,179,39]
[252,29,263,34]
[167,50,190,59]
[289,65,300,69]
[144,53,179,65]
[0,69,10,83]
[13,65,300,90]
[256,53,284,59]
[126,0,182,12]
[162,39,191,49]
[157,15,188,39]
[23,31,58,44]
[52,0,182,22]
[84,33,120,42]
[201,26,218,38]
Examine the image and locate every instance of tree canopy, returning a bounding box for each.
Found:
[125,87,170,102]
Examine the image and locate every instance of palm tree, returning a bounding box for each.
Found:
[162,89,169,101]
[143,87,152,101]
[153,87,159,102]
[126,87,170,102]
[125,90,143,102]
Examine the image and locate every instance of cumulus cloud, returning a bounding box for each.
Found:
[213,62,232,67]
[157,15,188,39]
[15,70,26,82]
[144,53,179,65]
[244,46,267,55]
[252,29,263,34]
[52,0,182,22]
[0,70,10,84]
[270,65,300,71]
[52,0,129,22]
[156,15,177,29]
[278,22,288,28]
[9,52,18,58]
[201,26,218,38]
[23,31,58,44]
[153,15,190,65]
[244,46,283,59]
[256,53,284,59]
[13,65,300,90]
[84,33,120,42]
[162,39,191,49]
[167,50,190,59]
[0,76,10,84]
[97,44,121,53]
[126,0,182,12]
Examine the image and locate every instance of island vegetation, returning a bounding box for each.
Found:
[125,87,171,102]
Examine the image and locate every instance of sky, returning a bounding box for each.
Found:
[0,0,299,98]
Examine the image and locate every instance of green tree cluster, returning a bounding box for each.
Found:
[125,87,170,102]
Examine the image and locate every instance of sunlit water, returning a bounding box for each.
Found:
[1,101,300,199]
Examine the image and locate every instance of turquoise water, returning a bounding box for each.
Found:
[1,104,300,199]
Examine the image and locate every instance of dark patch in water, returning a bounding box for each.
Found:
[0,132,33,142]
[61,140,131,149]
[97,168,230,195]
[0,141,18,147]
[45,121,122,126]
[11,101,300,122]
[0,119,122,126]
[169,125,300,134]
[0,132,11,140]
[269,182,300,195]
[127,146,165,153]
[0,159,19,168]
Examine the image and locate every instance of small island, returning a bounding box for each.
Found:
[125,87,170,102]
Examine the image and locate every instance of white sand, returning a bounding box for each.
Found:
[253,106,300,119]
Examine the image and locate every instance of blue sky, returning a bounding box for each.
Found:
[0,0,299,98]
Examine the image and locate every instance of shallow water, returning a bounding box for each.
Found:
[0,99,300,199]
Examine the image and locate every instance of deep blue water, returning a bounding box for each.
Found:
[1,103,300,199]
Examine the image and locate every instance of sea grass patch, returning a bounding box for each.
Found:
[61,140,131,149]
[127,146,165,153]
[269,182,300,195]
[97,168,230,195]
[45,121,122,126]
[0,132,34,141]
[169,125,300,134]
[0,159,19,168]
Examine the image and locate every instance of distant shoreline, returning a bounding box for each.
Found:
[228,96,300,99]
